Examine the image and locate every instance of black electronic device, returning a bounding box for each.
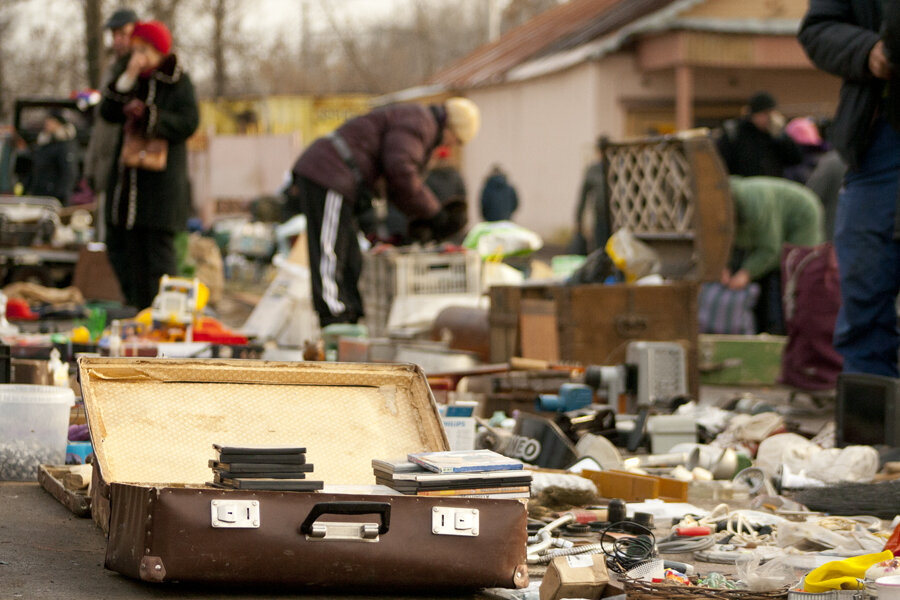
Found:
[835,373,900,447]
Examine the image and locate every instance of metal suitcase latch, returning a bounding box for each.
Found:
[432,507,479,537]
[210,500,260,528]
[306,521,381,542]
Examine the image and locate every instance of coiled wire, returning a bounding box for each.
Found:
[599,521,656,573]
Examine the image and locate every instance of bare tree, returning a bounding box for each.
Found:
[317,0,383,93]
[501,0,561,34]
[140,0,181,37]
[83,0,104,88]
[212,0,227,97]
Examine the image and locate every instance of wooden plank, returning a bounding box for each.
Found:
[38,465,92,518]
[489,286,521,363]
[519,299,559,363]
[680,0,807,20]
[684,138,734,282]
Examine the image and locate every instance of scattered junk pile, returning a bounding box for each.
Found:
[1,132,899,598]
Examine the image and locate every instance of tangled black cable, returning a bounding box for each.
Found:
[599,521,656,573]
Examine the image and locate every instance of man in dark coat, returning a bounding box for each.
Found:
[84,7,138,242]
[717,92,802,177]
[799,0,900,377]
[27,111,77,203]
[100,20,199,309]
[292,97,480,327]
[572,136,609,254]
[480,165,518,222]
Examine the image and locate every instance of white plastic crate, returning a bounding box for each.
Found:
[393,251,481,297]
[360,249,482,336]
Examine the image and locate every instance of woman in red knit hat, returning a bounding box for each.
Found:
[99,20,199,309]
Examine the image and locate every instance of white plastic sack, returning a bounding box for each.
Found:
[806,445,880,484]
[736,552,801,591]
[462,221,543,258]
[755,433,819,478]
[727,412,786,443]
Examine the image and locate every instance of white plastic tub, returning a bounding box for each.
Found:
[0,385,75,480]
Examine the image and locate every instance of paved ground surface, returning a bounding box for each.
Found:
[0,482,491,599]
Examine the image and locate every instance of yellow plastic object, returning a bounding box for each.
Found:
[804,551,894,592]
[70,326,91,344]
[135,309,153,328]
[605,228,660,283]
[194,281,210,311]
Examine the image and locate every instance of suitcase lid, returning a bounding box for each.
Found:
[78,357,449,487]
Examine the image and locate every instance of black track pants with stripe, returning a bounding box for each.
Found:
[297,176,364,327]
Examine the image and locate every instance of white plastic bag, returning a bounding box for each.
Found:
[806,445,879,484]
[605,228,660,282]
[736,552,802,591]
[462,221,543,258]
[756,433,819,478]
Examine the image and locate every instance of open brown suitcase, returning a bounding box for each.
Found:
[79,357,528,590]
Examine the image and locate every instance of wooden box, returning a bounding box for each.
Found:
[490,282,699,399]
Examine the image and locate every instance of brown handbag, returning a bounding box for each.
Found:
[121,130,168,171]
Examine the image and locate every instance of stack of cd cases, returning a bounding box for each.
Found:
[372,450,531,499]
[208,444,323,491]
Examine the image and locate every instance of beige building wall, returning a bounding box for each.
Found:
[462,49,841,240]
[463,62,600,242]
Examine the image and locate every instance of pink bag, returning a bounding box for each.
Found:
[778,243,843,390]
[69,178,96,206]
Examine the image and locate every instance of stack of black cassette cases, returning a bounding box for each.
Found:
[209,444,323,491]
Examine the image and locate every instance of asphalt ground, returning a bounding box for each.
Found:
[0,481,491,599]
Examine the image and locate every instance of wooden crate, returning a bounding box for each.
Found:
[600,133,733,282]
[699,334,787,386]
[490,282,699,399]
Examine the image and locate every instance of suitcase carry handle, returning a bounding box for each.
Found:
[299,501,391,535]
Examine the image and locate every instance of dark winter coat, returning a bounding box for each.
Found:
[100,54,199,232]
[84,57,128,194]
[292,103,446,220]
[574,161,609,253]
[798,0,884,171]
[425,165,466,205]
[480,173,519,222]
[27,125,77,203]
[716,118,802,177]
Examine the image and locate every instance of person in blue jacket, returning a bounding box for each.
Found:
[480,165,519,222]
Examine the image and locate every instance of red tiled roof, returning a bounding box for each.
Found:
[428,0,677,89]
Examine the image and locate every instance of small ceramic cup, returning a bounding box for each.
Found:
[876,575,900,600]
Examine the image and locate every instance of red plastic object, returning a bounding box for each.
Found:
[885,521,900,554]
[6,298,38,321]
[192,317,248,345]
[192,331,248,345]
[675,526,711,536]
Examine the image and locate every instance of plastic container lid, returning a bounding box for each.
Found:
[0,385,75,405]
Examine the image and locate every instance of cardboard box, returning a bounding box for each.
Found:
[540,554,609,600]
[581,469,688,502]
[646,415,697,454]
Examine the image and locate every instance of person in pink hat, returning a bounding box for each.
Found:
[783,117,828,184]
[99,20,199,309]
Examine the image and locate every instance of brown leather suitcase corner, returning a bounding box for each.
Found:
[79,357,528,590]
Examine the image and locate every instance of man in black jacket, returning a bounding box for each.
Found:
[716,91,802,177]
[27,111,77,203]
[799,1,900,377]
